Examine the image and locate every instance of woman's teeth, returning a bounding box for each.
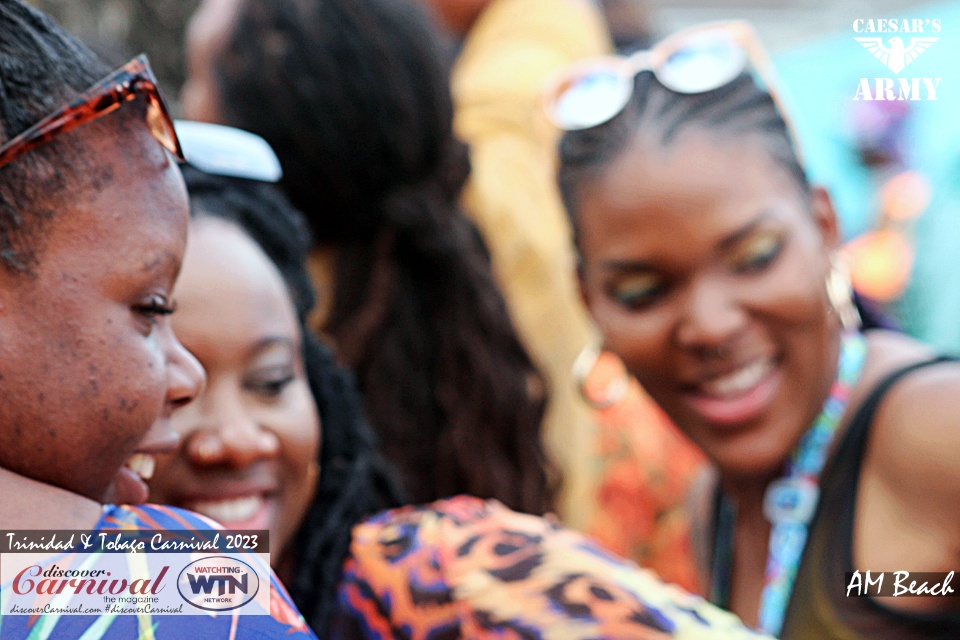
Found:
[700,359,774,397]
[125,454,155,481]
[189,496,263,524]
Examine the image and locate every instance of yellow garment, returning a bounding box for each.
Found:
[452,0,610,527]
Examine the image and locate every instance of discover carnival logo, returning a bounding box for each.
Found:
[852,18,942,101]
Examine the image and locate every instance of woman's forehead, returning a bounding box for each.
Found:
[587,130,799,212]
[576,132,811,258]
[176,218,298,341]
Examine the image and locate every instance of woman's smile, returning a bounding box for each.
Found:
[681,355,782,426]
[185,493,277,531]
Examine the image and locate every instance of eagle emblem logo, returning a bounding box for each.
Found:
[854,36,939,74]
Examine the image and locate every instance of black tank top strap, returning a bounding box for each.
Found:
[781,353,960,639]
[840,355,957,459]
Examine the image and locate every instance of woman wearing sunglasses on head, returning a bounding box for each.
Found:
[0,2,317,638]
[552,21,960,640]
[146,143,773,639]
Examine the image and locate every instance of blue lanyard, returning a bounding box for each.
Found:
[710,331,868,636]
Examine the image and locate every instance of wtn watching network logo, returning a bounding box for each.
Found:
[852,18,942,101]
[176,556,260,612]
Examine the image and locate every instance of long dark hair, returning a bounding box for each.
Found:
[207,0,557,513]
[181,165,404,634]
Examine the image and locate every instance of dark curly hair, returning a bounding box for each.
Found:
[181,164,405,634]
[204,0,558,513]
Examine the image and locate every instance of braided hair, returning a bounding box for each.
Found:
[0,0,112,274]
[558,69,892,330]
[559,71,806,238]
[181,165,404,634]
[206,0,557,513]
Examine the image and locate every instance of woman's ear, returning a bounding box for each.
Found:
[810,186,842,251]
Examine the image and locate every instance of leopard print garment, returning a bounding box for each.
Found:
[331,496,768,639]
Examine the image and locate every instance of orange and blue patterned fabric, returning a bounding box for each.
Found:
[582,352,707,594]
[0,503,316,640]
[331,496,768,639]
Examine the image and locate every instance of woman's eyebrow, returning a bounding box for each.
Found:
[601,258,657,273]
[245,335,297,360]
[717,211,774,252]
[599,213,776,274]
[140,252,179,274]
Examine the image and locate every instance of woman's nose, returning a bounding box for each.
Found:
[167,333,206,411]
[185,396,280,468]
[675,278,748,356]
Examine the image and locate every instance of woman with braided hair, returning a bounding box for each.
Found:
[553,21,960,639]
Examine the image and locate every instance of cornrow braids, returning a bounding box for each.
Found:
[210,0,558,514]
[558,70,808,244]
[181,165,405,634]
[558,69,892,329]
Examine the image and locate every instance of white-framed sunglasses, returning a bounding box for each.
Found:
[174,120,283,182]
[543,21,801,161]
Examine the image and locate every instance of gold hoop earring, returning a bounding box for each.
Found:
[826,256,861,330]
[572,343,630,410]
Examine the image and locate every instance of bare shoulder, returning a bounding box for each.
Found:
[860,330,960,519]
[0,467,102,529]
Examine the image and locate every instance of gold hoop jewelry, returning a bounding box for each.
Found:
[826,255,862,330]
[572,343,630,410]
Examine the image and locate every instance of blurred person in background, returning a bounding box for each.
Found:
[181,0,557,516]
[412,0,610,530]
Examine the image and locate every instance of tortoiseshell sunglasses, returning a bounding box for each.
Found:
[0,54,183,169]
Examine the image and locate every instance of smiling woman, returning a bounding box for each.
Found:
[150,214,322,566]
[0,2,320,637]
[557,21,960,640]
[148,163,402,633]
[0,0,202,520]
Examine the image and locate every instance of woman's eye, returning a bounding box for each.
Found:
[244,371,296,399]
[731,231,784,274]
[134,294,177,329]
[608,274,664,310]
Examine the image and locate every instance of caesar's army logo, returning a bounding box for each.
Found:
[852,18,941,101]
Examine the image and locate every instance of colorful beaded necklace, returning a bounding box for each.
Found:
[710,330,869,636]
